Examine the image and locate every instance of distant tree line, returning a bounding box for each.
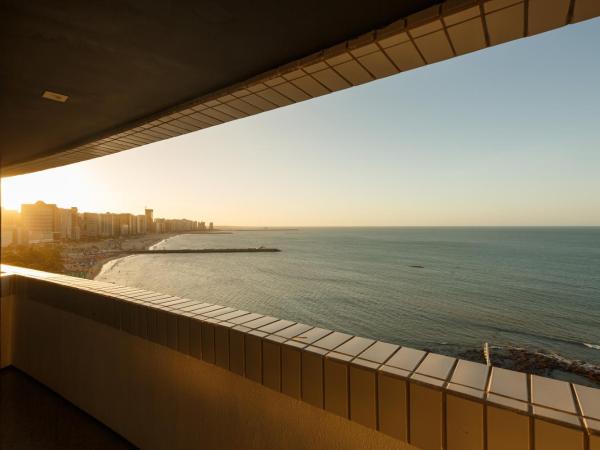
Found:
[1,245,64,273]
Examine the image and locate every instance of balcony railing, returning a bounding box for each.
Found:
[1,264,598,450]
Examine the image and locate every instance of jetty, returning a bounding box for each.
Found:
[184,231,232,235]
[126,248,281,254]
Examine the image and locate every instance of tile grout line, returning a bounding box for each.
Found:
[571,383,590,450]
[443,358,461,450]
[524,0,529,36]
[235,94,277,113]
[321,352,326,410]
[440,16,458,57]
[483,364,494,450]
[406,373,412,444]
[254,87,297,107]
[478,0,491,47]
[278,342,282,392]
[374,39,403,73]
[566,0,576,24]
[298,347,304,401]
[283,72,322,100]
[300,70,334,95]
[528,374,535,450]
[405,29,428,66]
[374,366,380,431]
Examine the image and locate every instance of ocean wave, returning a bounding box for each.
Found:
[584,343,600,350]
[150,237,172,250]
[481,325,600,352]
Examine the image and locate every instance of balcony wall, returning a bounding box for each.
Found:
[1,265,598,450]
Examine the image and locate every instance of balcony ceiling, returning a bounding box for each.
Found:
[1,0,599,177]
[0,0,438,175]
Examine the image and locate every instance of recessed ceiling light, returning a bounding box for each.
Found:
[42,90,69,103]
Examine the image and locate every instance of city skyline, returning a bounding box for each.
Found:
[1,200,204,222]
[2,18,600,226]
[1,200,212,247]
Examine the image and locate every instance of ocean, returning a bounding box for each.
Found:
[96,227,600,383]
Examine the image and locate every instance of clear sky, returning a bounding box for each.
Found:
[2,18,600,226]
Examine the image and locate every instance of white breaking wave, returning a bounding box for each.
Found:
[584,343,600,350]
[150,237,173,250]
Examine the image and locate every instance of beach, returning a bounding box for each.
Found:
[62,233,178,279]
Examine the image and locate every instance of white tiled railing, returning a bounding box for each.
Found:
[1,264,598,450]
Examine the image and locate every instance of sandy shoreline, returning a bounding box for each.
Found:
[64,231,232,279]
[87,237,168,279]
[61,233,181,279]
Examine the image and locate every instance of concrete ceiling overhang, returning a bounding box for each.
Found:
[1,0,599,177]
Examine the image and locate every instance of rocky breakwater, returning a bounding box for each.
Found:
[456,345,600,387]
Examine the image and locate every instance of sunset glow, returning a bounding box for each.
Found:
[3,19,600,226]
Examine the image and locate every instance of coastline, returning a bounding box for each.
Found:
[456,345,600,388]
[63,230,236,279]
[61,233,182,280]
[68,229,600,387]
[88,233,180,279]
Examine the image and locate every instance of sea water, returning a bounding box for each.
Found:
[96,227,600,368]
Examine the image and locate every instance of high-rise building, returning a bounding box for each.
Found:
[55,208,73,240]
[70,207,80,240]
[154,218,166,234]
[1,208,25,247]
[21,201,58,243]
[209,222,213,231]
[82,213,100,238]
[14,203,203,241]
[20,203,79,242]
[163,218,197,232]
[118,213,135,236]
[136,215,147,235]
[1,208,20,229]
[99,213,116,238]
[131,214,138,234]
[145,208,154,233]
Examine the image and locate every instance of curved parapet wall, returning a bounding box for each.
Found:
[1,264,599,450]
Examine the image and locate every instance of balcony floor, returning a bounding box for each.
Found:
[0,367,135,450]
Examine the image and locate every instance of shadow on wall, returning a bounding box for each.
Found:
[0,367,135,450]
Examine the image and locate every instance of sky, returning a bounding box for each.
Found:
[2,18,600,226]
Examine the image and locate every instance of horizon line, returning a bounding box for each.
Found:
[216,225,600,228]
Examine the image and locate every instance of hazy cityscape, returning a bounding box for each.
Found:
[1,200,213,246]
[1,201,214,278]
